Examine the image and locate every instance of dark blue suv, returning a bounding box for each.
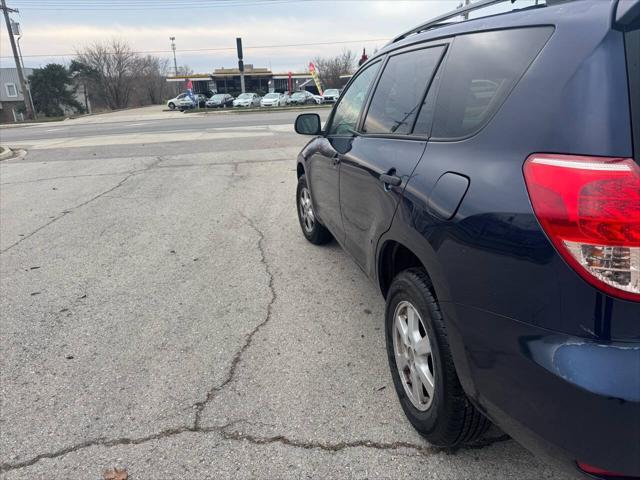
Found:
[293,0,640,478]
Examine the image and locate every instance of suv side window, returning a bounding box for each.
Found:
[363,46,444,135]
[425,27,553,140]
[328,61,381,136]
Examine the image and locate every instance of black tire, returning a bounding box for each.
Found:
[385,268,490,447]
[296,175,332,245]
[168,102,175,110]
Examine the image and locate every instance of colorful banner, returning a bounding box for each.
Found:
[308,62,323,96]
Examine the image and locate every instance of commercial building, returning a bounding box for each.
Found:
[0,67,33,123]
[166,65,317,96]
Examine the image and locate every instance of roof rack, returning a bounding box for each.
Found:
[390,0,515,44]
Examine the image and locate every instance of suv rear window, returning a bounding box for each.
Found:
[363,46,444,135]
[426,27,553,140]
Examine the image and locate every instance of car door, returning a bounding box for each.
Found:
[338,43,447,273]
[304,61,382,242]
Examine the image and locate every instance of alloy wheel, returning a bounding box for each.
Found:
[392,300,435,411]
[298,187,315,233]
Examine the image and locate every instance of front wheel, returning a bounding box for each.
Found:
[385,269,490,447]
[296,175,332,245]
[168,102,175,110]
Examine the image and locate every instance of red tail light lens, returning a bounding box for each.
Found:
[577,461,637,478]
[524,154,640,302]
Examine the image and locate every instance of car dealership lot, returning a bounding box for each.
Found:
[0,107,572,479]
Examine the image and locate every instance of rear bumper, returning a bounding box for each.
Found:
[443,302,640,478]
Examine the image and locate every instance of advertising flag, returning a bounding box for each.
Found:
[308,62,323,96]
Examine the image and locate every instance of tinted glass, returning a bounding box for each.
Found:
[412,59,444,135]
[329,61,381,135]
[428,27,553,139]
[363,47,443,135]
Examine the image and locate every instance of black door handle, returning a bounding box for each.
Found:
[380,173,402,187]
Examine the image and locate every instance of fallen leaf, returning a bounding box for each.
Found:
[103,467,128,480]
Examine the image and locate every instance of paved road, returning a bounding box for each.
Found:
[0,107,573,479]
[0,106,328,143]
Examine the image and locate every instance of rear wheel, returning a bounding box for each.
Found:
[168,102,175,110]
[296,175,332,245]
[385,268,490,447]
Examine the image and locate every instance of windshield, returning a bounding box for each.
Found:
[325,89,338,95]
[238,93,252,99]
[211,94,225,100]
[265,93,279,99]
[292,92,305,97]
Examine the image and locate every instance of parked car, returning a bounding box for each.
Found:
[177,95,196,110]
[287,90,316,105]
[195,93,208,108]
[322,88,340,103]
[206,93,234,108]
[177,93,207,111]
[167,93,187,110]
[293,1,640,479]
[260,92,287,107]
[233,93,261,107]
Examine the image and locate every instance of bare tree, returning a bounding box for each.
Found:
[132,55,170,105]
[312,50,357,89]
[75,39,137,110]
[176,65,193,76]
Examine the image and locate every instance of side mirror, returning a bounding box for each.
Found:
[295,113,321,136]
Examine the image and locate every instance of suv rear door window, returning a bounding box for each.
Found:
[426,27,553,140]
[328,61,381,135]
[363,46,444,135]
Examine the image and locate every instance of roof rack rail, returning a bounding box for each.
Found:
[390,0,514,44]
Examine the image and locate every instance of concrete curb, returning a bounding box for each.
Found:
[0,145,13,160]
[183,104,332,116]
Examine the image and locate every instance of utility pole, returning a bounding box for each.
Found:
[12,20,36,119]
[169,36,178,75]
[236,37,245,94]
[1,0,34,119]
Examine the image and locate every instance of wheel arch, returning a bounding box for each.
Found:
[296,161,305,179]
[376,229,452,304]
[378,240,433,299]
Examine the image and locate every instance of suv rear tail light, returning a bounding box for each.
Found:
[524,154,640,302]
[577,461,638,478]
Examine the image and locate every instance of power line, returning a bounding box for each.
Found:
[10,0,308,9]
[0,38,389,59]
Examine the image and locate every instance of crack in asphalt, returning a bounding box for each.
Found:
[0,427,195,472]
[0,171,141,186]
[192,214,276,429]
[0,157,164,254]
[0,419,511,473]
[218,429,511,457]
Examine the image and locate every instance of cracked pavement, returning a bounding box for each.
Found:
[0,107,574,479]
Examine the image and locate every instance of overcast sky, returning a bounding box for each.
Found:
[0,0,532,73]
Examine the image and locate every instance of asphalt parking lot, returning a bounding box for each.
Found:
[0,106,573,479]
